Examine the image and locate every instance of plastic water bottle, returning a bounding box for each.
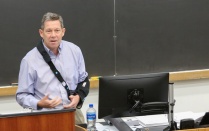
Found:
[86,104,96,131]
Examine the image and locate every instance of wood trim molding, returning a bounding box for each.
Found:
[169,69,209,82]
[0,86,17,96]
[89,69,209,88]
[1,69,209,96]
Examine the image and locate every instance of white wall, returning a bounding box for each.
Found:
[0,95,22,113]
[1,78,209,122]
[174,79,209,113]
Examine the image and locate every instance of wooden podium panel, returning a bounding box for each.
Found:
[0,109,75,131]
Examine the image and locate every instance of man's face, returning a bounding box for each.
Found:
[39,20,65,51]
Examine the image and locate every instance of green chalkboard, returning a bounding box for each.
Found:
[1,0,209,85]
[0,0,114,85]
[116,0,209,75]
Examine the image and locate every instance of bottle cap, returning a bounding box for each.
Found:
[89,104,93,108]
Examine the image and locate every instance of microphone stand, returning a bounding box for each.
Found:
[164,83,178,131]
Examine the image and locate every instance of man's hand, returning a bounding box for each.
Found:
[37,94,61,108]
[63,94,80,109]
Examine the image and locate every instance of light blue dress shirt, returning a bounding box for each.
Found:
[16,40,88,110]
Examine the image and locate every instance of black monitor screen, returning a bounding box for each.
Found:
[98,72,169,119]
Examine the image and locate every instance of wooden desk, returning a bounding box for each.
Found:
[177,127,209,131]
[75,125,87,131]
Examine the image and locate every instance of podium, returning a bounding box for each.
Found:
[0,109,75,131]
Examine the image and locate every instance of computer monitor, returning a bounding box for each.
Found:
[98,72,169,119]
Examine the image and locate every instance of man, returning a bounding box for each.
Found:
[16,12,89,124]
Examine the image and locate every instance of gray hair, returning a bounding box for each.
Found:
[41,12,64,29]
